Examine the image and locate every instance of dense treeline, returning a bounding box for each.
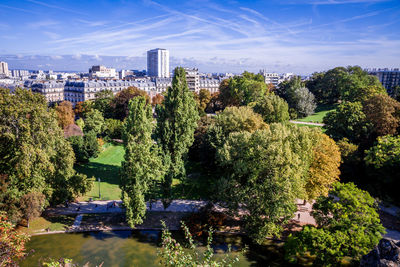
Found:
[0,65,391,266]
[0,88,93,226]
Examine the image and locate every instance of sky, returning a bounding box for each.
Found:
[0,0,399,74]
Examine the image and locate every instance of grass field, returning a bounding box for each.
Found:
[297,104,336,123]
[75,143,217,201]
[76,143,125,201]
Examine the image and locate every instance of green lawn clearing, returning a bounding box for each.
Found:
[297,104,336,123]
[76,143,125,201]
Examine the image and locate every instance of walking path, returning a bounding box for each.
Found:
[47,199,400,241]
[290,120,325,126]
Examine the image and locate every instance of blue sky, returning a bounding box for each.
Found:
[0,0,399,74]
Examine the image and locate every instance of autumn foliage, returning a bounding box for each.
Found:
[0,212,29,266]
[55,101,74,129]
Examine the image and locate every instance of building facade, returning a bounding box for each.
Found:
[89,65,117,79]
[184,67,200,92]
[64,80,156,105]
[0,61,9,77]
[147,48,169,78]
[31,81,65,103]
[199,77,220,94]
[152,77,172,93]
[10,69,29,78]
[368,68,400,95]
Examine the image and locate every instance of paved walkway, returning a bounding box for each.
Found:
[290,120,325,126]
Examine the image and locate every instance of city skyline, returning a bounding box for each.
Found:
[0,0,399,74]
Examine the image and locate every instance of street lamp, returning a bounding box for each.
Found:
[98,178,101,199]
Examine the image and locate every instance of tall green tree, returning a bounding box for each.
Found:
[285,182,385,266]
[0,88,92,222]
[323,101,371,143]
[252,94,290,123]
[120,97,164,226]
[216,124,314,243]
[83,109,104,135]
[93,90,114,118]
[156,67,199,202]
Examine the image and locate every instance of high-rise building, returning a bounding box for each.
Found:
[147,48,169,78]
[0,61,9,77]
[368,68,400,95]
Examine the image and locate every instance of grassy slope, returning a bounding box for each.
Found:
[297,104,336,123]
[76,143,125,201]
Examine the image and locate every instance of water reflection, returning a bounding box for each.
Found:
[22,230,292,267]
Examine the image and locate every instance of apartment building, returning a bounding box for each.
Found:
[31,81,65,103]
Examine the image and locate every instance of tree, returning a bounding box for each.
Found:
[218,72,268,108]
[152,93,164,107]
[156,67,199,202]
[19,192,45,228]
[306,67,346,104]
[0,88,93,221]
[207,106,268,151]
[111,87,149,120]
[205,92,222,113]
[194,89,212,116]
[75,118,85,131]
[74,101,93,118]
[158,221,239,267]
[276,75,304,104]
[216,124,314,243]
[323,101,371,143]
[364,135,400,202]
[68,131,100,163]
[0,212,29,266]
[363,94,400,137]
[305,132,341,200]
[54,101,74,129]
[365,135,400,169]
[292,87,316,117]
[120,97,164,226]
[338,66,386,103]
[252,94,289,123]
[285,182,385,266]
[83,109,104,135]
[104,118,124,140]
[93,90,114,118]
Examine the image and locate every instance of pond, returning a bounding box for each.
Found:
[21,230,295,267]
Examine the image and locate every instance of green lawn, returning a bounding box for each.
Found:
[297,104,337,123]
[76,143,215,201]
[76,143,125,201]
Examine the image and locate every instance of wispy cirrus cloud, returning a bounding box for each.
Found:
[0,0,399,73]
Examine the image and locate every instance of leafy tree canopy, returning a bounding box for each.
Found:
[207,106,268,150]
[216,124,314,243]
[218,72,268,108]
[323,101,371,143]
[54,101,74,129]
[252,93,290,123]
[363,94,400,137]
[111,87,149,120]
[0,88,92,222]
[83,109,104,135]
[285,182,385,266]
